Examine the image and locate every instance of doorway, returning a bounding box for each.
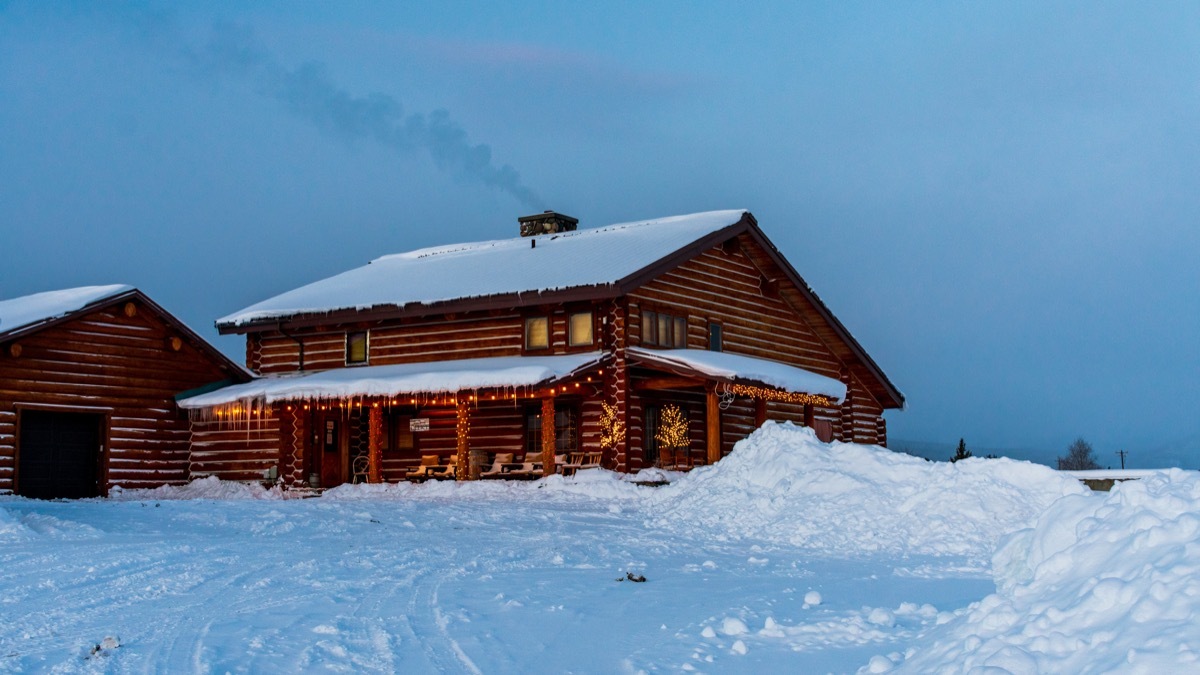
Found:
[18,410,104,499]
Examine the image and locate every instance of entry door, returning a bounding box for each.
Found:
[18,410,103,499]
[318,416,347,487]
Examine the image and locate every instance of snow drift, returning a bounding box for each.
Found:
[889,469,1200,673]
[649,422,1086,560]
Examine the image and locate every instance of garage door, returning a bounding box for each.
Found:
[18,410,103,499]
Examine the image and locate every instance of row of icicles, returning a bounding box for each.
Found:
[191,371,603,425]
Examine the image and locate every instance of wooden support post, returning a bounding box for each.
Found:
[706,385,721,465]
[754,397,767,428]
[368,405,383,484]
[541,394,557,475]
[455,396,470,481]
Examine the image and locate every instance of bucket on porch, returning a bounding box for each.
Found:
[308,473,320,488]
[469,449,487,481]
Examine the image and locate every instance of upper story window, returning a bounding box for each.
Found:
[641,309,687,348]
[708,322,723,352]
[524,316,550,350]
[346,331,369,364]
[568,311,594,347]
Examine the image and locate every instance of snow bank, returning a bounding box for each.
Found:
[888,469,1200,673]
[0,505,32,542]
[108,476,286,501]
[649,422,1085,560]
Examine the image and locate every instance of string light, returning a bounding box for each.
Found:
[727,384,835,407]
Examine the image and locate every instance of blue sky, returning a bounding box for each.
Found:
[2,2,1197,467]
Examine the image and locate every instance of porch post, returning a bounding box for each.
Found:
[706,384,721,465]
[368,405,383,483]
[754,397,767,428]
[455,396,471,481]
[541,393,557,475]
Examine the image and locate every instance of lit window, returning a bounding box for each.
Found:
[708,323,722,352]
[525,316,549,350]
[642,308,690,348]
[346,331,368,364]
[674,317,687,348]
[569,311,593,346]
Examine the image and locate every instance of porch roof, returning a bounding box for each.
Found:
[177,352,605,409]
[626,347,847,401]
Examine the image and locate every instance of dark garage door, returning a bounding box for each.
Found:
[18,410,103,499]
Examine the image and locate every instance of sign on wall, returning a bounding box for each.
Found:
[409,418,430,432]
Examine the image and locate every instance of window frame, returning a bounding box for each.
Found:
[707,321,723,352]
[639,305,688,348]
[345,331,369,365]
[567,310,595,348]
[523,315,551,352]
[524,403,581,456]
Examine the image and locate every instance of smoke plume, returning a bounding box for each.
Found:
[196,22,542,208]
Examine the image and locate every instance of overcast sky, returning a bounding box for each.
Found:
[2,2,1197,467]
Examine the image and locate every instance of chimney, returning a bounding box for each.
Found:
[518,210,578,237]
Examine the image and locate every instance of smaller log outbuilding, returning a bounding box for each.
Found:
[0,285,248,498]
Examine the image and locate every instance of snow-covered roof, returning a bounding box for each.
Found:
[626,347,847,400]
[0,285,134,338]
[178,352,606,408]
[219,210,747,327]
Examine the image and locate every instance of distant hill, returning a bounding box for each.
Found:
[889,438,1057,467]
[890,435,1199,471]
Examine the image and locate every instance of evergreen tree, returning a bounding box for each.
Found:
[950,438,972,463]
[1057,437,1100,470]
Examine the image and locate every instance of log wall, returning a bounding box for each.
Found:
[0,300,235,493]
[627,237,890,452]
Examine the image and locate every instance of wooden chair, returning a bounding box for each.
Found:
[407,454,443,480]
[481,453,515,479]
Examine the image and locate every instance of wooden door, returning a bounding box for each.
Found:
[318,416,346,487]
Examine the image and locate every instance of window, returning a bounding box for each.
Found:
[525,406,579,455]
[568,311,593,346]
[641,309,687,348]
[524,316,549,350]
[346,331,368,364]
[708,322,722,352]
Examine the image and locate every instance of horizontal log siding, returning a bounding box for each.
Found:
[0,303,232,492]
[251,309,606,375]
[629,242,889,448]
[189,416,280,481]
[630,248,845,381]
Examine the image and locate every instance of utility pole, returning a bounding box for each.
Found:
[1116,449,1128,470]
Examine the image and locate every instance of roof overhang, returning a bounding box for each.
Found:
[178,352,607,410]
[627,347,846,404]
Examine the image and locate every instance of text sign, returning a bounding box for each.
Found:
[409,418,430,432]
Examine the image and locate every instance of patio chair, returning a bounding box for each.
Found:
[481,453,515,478]
[351,455,370,484]
[407,454,443,480]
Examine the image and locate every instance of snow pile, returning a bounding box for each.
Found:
[650,422,1085,560]
[889,470,1200,673]
[108,476,286,501]
[0,505,32,542]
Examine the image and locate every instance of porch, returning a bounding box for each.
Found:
[178,352,608,487]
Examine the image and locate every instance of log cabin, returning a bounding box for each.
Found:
[0,286,249,497]
[180,210,904,488]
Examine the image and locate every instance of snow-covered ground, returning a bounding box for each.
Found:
[1,423,1195,673]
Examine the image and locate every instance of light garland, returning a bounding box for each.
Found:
[655,404,689,450]
[599,401,625,451]
[727,384,835,408]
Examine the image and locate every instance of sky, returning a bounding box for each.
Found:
[1,2,1197,468]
